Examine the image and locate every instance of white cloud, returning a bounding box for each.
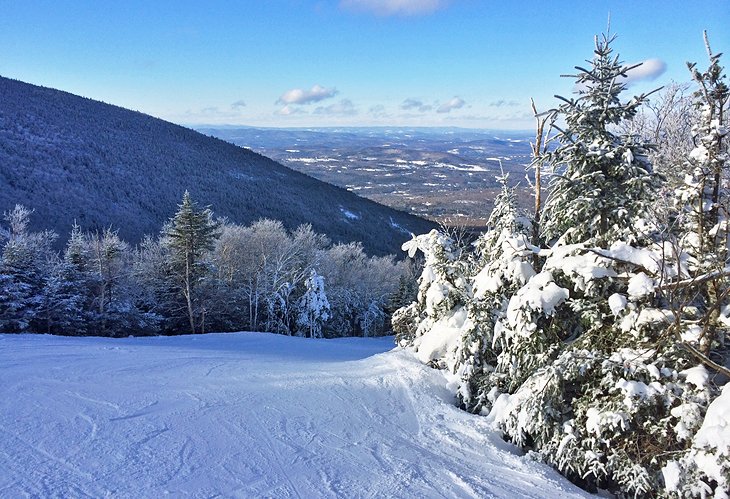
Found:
[276,84,338,105]
[369,104,390,118]
[625,58,667,86]
[231,100,247,109]
[341,0,446,16]
[400,98,432,112]
[276,105,307,116]
[437,96,465,113]
[314,99,358,116]
[488,99,520,108]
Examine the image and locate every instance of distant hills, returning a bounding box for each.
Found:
[0,76,436,256]
[197,126,534,226]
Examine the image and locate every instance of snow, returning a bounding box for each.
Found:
[682,324,703,343]
[585,408,628,435]
[661,460,681,492]
[597,242,662,275]
[695,384,730,446]
[627,272,655,299]
[507,272,570,323]
[0,333,589,498]
[543,244,616,291]
[340,208,360,220]
[413,307,467,366]
[615,378,665,410]
[680,364,710,389]
[690,382,730,495]
[608,293,628,316]
[425,281,449,315]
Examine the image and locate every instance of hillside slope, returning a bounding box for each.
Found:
[0,332,590,498]
[0,76,435,255]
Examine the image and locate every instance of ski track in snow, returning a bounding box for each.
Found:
[0,333,591,498]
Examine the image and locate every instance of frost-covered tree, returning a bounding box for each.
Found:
[456,175,537,411]
[541,33,657,245]
[317,242,405,337]
[31,223,160,336]
[665,34,729,381]
[675,35,729,269]
[395,32,730,498]
[623,82,697,189]
[36,224,91,335]
[0,205,56,332]
[296,269,330,338]
[161,191,221,334]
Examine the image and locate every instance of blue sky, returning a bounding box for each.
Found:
[1,0,727,129]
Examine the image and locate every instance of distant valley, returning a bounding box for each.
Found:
[197,127,535,227]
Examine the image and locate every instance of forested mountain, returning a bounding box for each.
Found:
[0,76,435,256]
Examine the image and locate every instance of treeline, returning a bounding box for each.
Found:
[0,193,413,338]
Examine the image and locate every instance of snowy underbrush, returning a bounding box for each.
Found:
[395,228,730,498]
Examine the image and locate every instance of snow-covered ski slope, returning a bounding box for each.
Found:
[0,333,590,498]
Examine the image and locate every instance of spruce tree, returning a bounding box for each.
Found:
[541,33,657,245]
[162,191,221,334]
[672,35,729,357]
[0,206,56,332]
[676,36,728,264]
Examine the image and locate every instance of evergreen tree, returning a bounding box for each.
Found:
[674,35,729,284]
[35,225,90,335]
[38,257,90,335]
[457,174,536,411]
[395,32,730,497]
[541,33,657,245]
[161,191,221,334]
[670,36,729,365]
[0,205,56,332]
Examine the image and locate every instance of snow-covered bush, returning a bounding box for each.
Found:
[296,269,330,338]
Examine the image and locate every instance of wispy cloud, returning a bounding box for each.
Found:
[436,96,465,113]
[314,99,358,116]
[276,84,338,105]
[625,58,667,86]
[275,105,308,116]
[231,100,247,109]
[488,99,520,108]
[340,0,446,16]
[178,103,249,124]
[444,110,533,124]
[400,98,432,112]
[368,104,390,119]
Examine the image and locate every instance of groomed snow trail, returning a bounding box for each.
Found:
[0,333,590,498]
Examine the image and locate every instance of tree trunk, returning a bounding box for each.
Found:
[185,255,195,334]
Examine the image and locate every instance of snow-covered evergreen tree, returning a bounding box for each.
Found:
[36,224,92,335]
[161,191,221,335]
[0,205,56,332]
[393,229,469,359]
[541,33,657,246]
[456,174,536,411]
[672,37,729,359]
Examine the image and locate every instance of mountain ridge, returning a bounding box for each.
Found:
[0,76,436,256]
